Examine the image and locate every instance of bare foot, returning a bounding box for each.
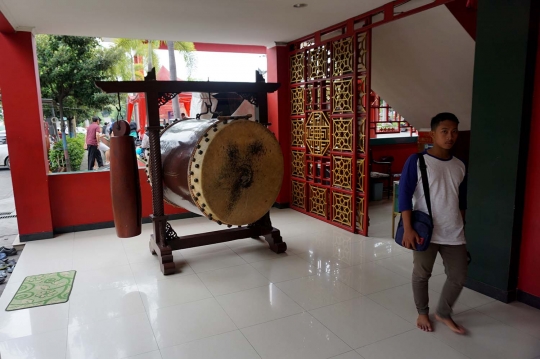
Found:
[417,314,433,332]
[435,314,466,334]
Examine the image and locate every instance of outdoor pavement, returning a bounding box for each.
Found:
[0,169,17,246]
[0,168,19,297]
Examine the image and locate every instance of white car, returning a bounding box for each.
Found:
[0,135,8,169]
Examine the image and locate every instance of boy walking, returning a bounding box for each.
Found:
[398,113,468,334]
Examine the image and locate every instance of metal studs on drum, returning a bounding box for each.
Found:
[190,171,194,175]
[202,203,206,208]
[190,185,195,189]
[198,150,203,155]
[227,225,232,228]
[194,178,199,183]
[205,138,210,142]
[195,164,200,168]
[217,221,222,225]
[196,193,201,197]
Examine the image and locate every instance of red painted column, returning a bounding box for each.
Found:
[518,26,540,301]
[267,45,291,206]
[0,31,54,240]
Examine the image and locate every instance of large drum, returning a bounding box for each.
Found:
[151,119,284,226]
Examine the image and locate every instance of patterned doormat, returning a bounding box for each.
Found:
[6,270,76,311]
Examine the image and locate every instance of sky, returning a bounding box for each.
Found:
[156,49,267,82]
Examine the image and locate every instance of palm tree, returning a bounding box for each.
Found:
[113,38,159,80]
[166,41,196,118]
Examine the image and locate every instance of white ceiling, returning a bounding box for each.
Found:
[0,0,389,47]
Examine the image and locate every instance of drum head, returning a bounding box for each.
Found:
[196,120,283,225]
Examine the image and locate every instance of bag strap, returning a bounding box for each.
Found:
[418,153,433,219]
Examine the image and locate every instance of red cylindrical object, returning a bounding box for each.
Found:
[110,135,142,238]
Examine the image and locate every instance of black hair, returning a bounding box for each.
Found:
[92,117,100,123]
[431,112,459,130]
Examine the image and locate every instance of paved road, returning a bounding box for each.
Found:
[0,168,17,245]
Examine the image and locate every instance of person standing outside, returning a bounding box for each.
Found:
[86,117,104,170]
[398,112,468,334]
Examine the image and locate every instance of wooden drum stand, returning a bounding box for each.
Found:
[96,70,287,275]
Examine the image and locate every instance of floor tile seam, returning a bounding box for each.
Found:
[260,270,328,286]
[70,263,135,275]
[308,294,418,342]
[273,274,364,311]
[238,309,314,331]
[71,281,137,297]
[154,327,239,352]
[124,300,161,356]
[471,305,540,342]
[244,253,303,266]
[63,324,70,359]
[67,304,149,328]
[0,327,71,358]
[189,259,251,274]
[274,281,364,312]
[370,259,414,280]
[207,285,264,359]
[296,307,355,353]
[328,351,366,359]
[353,327,419,351]
[193,272,241,332]
[237,309,354,357]
[140,289,215,314]
[0,325,68,347]
[357,280,414,296]
[180,246,246,260]
[119,349,161,359]
[208,280,305,330]
[208,282,271,298]
[65,307,150,334]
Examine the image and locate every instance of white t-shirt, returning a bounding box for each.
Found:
[398,152,467,245]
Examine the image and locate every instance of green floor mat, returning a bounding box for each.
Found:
[6,270,76,311]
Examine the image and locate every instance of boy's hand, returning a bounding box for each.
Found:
[402,228,420,250]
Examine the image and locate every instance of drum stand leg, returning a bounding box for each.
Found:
[249,212,287,253]
[147,112,177,275]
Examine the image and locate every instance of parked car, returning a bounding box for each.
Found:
[0,136,8,169]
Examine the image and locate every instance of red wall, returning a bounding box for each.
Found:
[518,27,540,298]
[267,45,291,205]
[370,143,418,174]
[0,31,54,237]
[49,169,187,229]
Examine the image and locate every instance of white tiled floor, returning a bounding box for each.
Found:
[0,208,540,359]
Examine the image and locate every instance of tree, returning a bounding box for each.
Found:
[167,41,196,118]
[36,35,122,171]
[113,38,158,81]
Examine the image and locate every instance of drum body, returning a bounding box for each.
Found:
[156,119,283,226]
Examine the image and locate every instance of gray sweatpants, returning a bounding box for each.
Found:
[412,243,468,318]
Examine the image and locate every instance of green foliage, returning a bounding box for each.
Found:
[172,41,197,78]
[113,38,160,79]
[113,38,196,80]
[36,35,123,116]
[49,135,85,172]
